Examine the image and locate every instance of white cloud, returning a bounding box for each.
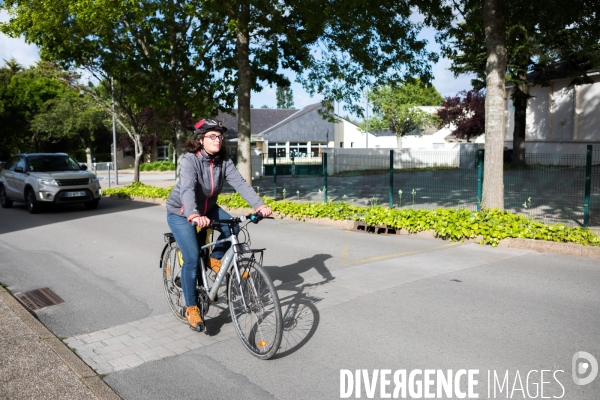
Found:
[0,12,40,67]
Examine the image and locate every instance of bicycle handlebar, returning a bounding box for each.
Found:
[191,212,272,228]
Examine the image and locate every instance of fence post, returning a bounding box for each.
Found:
[323,153,328,203]
[476,149,484,211]
[273,155,277,199]
[389,150,394,208]
[583,144,592,227]
[291,152,296,177]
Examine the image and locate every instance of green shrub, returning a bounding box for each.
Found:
[139,161,175,171]
[102,182,172,199]
[217,192,600,247]
[103,186,600,247]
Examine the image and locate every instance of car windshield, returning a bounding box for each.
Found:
[28,156,81,172]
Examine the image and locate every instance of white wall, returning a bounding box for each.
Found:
[322,148,473,175]
[504,74,600,154]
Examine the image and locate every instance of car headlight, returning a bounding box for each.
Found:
[36,178,58,185]
[89,176,99,184]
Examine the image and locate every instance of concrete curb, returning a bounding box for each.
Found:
[0,286,122,400]
[104,195,600,259]
[104,195,167,205]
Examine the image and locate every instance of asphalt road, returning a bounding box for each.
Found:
[1,198,599,399]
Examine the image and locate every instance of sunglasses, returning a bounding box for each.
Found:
[205,134,224,141]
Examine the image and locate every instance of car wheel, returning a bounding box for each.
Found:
[0,186,13,208]
[84,198,100,210]
[26,189,42,214]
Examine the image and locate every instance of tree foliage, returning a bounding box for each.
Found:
[2,0,438,183]
[31,87,108,166]
[432,0,600,168]
[436,89,485,142]
[0,60,68,158]
[1,0,236,164]
[361,80,443,148]
[276,85,294,109]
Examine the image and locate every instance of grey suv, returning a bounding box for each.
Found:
[0,153,101,213]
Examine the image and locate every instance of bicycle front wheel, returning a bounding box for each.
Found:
[162,242,187,323]
[228,258,283,360]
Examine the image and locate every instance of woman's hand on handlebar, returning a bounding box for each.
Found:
[189,215,210,227]
[256,205,272,218]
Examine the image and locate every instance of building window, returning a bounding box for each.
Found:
[351,142,354,148]
[340,142,344,148]
[157,145,169,161]
[289,142,308,157]
[310,142,327,157]
[123,148,133,157]
[267,143,287,158]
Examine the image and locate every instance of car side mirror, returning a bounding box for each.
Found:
[80,164,88,171]
[14,167,24,173]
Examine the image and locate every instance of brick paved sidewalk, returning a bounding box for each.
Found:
[0,286,120,400]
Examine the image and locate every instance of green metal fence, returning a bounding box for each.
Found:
[588,145,600,226]
[504,153,588,226]
[225,146,600,227]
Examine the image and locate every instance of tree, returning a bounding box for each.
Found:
[0,60,66,159]
[1,0,236,170]
[431,0,600,172]
[216,0,437,182]
[276,86,294,109]
[31,88,107,167]
[3,0,437,184]
[361,80,443,148]
[436,89,485,142]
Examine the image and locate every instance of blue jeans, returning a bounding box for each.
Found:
[166,206,237,306]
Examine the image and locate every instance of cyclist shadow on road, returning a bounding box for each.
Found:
[264,253,334,359]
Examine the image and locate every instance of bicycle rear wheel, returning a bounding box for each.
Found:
[162,242,187,323]
[228,258,283,360]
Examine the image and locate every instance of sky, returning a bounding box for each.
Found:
[0,11,474,117]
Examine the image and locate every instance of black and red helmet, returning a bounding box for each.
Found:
[194,119,227,139]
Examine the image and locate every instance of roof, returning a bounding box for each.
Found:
[259,103,322,136]
[215,108,298,138]
[259,103,335,142]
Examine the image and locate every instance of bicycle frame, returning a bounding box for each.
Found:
[198,225,263,303]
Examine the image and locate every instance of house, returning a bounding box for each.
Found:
[504,70,600,154]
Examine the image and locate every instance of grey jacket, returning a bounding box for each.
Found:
[166,151,263,219]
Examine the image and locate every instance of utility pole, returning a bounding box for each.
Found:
[111,77,119,185]
[365,86,369,149]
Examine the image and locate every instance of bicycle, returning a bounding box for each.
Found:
[160,212,283,360]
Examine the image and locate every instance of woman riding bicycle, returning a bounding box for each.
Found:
[165,119,272,331]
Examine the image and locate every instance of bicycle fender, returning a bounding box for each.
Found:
[159,242,170,268]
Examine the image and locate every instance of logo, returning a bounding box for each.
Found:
[572,351,598,386]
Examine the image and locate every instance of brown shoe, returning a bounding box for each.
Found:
[185,305,204,331]
[209,258,222,274]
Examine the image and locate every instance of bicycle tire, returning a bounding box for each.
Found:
[228,258,283,360]
[161,242,187,323]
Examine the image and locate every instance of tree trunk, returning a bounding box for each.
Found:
[85,146,93,168]
[235,1,253,184]
[482,0,507,210]
[133,135,143,183]
[396,135,402,149]
[81,134,93,167]
[511,79,528,168]
[174,119,187,179]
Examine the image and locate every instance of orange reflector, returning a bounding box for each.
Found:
[167,263,171,277]
[257,341,268,348]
